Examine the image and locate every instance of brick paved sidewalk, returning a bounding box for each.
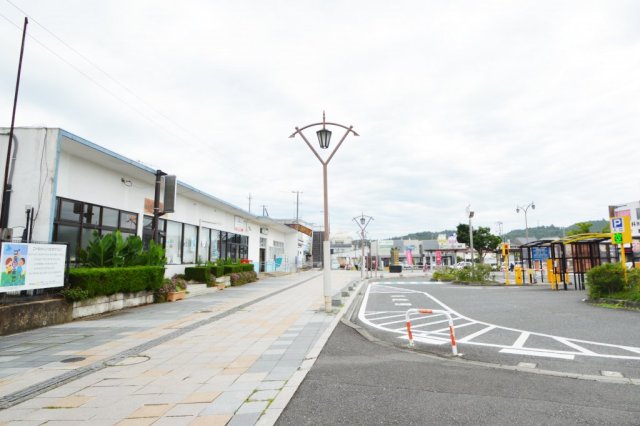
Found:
[0,270,362,425]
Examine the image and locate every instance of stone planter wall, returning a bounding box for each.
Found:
[0,298,72,336]
[72,291,155,319]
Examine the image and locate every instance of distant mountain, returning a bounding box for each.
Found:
[394,220,609,241]
[390,230,457,240]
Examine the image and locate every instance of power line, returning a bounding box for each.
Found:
[0,5,255,184]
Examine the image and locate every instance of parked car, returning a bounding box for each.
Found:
[452,261,473,269]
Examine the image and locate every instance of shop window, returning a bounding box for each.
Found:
[165,221,182,264]
[102,208,119,228]
[211,230,220,261]
[59,199,82,223]
[183,224,198,264]
[83,204,100,225]
[119,211,137,231]
[55,225,79,261]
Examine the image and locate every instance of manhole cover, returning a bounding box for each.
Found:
[60,357,86,363]
[106,355,149,366]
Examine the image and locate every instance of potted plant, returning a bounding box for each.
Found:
[156,275,188,302]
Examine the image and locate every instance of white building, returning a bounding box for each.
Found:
[0,128,300,276]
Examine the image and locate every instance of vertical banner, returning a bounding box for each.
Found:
[405,249,414,265]
[0,243,67,293]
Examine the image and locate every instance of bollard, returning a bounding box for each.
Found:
[405,308,458,356]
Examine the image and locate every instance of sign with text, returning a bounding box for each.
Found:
[531,247,550,261]
[610,216,632,244]
[0,243,67,293]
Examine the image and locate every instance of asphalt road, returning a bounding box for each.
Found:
[277,321,640,425]
[356,279,640,379]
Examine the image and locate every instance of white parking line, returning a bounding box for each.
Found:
[359,282,640,361]
[500,348,575,360]
[458,326,496,343]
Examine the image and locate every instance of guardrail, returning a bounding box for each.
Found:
[405,308,458,356]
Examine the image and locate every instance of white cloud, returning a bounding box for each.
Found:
[1,0,639,239]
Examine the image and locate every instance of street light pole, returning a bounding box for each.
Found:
[466,205,475,266]
[290,112,359,313]
[353,213,373,281]
[516,201,536,242]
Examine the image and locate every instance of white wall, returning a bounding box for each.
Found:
[0,128,59,242]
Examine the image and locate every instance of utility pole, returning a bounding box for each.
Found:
[247,193,252,213]
[1,17,28,231]
[261,205,269,217]
[292,190,302,223]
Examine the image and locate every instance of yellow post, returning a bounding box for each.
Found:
[503,243,510,286]
[620,244,628,284]
[547,259,556,289]
[515,266,523,285]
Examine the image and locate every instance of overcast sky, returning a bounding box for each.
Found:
[1,1,639,240]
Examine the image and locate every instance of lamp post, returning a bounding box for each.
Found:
[516,201,535,243]
[466,205,474,266]
[290,112,359,312]
[353,213,373,280]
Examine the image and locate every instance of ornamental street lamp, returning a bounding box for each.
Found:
[466,205,475,266]
[353,213,373,281]
[516,201,535,242]
[290,112,359,313]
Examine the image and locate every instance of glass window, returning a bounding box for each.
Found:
[55,225,80,261]
[83,204,100,225]
[103,207,118,228]
[219,232,227,259]
[119,211,138,231]
[165,221,182,264]
[183,224,197,264]
[59,199,82,223]
[210,230,220,261]
[81,228,99,250]
[199,228,211,263]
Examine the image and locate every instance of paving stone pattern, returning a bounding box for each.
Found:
[0,270,361,425]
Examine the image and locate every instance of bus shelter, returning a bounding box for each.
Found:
[518,234,618,291]
[548,234,616,291]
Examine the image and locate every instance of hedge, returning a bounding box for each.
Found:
[586,263,626,299]
[210,266,225,277]
[67,266,165,298]
[184,266,211,282]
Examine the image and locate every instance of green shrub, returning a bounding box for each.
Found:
[60,287,90,302]
[210,265,225,277]
[77,231,166,267]
[230,271,258,286]
[241,263,255,272]
[223,264,243,275]
[586,263,625,299]
[432,269,456,281]
[184,266,211,282]
[67,266,165,298]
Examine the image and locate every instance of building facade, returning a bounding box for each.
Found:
[0,128,300,276]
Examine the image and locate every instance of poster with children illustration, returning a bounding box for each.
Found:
[0,242,66,293]
[1,243,28,287]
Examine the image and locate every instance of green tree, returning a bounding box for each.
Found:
[456,224,502,263]
[567,222,592,236]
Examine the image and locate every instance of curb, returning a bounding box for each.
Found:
[257,278,368,426]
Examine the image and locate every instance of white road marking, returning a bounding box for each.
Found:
[359,282,640,361]
[458,326,496,343]
[500,348,575,360]
[518,362,538,368]
[601,370,624,378]
[513,332,530,348]
[394,303,412,306]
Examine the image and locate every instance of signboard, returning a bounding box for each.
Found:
[234,216,247,233]
[435,250,442,266]
[531,247,550,261]
[0,243,67,293]
[610,216,632,244]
